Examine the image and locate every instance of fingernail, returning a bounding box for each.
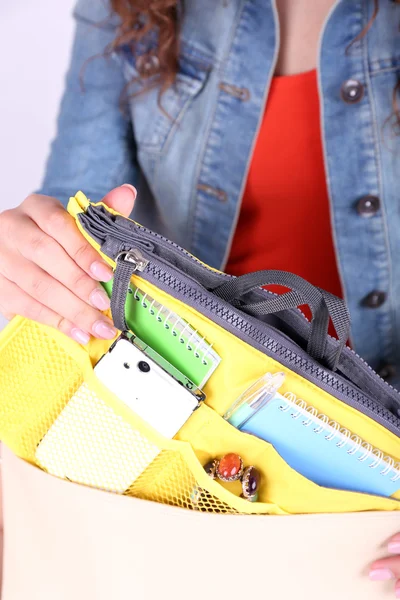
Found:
[90,261,113,282]
[90,289,111,311]
[388,541,400,554]
[396,587,400,599]
[93,320,117,339]
[121,183,137,199]
[369,568,394,581]
[71,328,90,345]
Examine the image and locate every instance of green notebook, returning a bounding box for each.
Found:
[102,280,220,388]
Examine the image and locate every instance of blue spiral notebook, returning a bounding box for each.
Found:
[227,389,400,497]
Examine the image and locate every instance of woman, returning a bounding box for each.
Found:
[0,0,399,593]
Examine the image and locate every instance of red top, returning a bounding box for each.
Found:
[226,69,343,301]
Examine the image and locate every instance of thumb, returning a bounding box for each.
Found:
[101,184,137,217]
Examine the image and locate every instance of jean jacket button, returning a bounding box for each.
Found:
[362,290,387,308]
[341,79,364,103]
[356,195,380,217]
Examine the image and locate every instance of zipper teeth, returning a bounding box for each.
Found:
[135,223,234,277]
[146,263,400,427]
[136,222,399,396]
[346,345,399,395]
[84,207,399,398]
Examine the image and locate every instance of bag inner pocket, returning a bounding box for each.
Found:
[0,317,281,515]
[179,404,400,514]
[1,317,399,516]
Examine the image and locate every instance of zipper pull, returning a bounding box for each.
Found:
[115,248,149,272]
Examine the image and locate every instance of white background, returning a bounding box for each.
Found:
[0,0,76,330]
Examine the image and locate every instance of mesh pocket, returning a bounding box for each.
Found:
[0,320,244,514]
[2,319,399,516]
[35,382,161,493]
[127,450,237,513]
[0,320,82,463]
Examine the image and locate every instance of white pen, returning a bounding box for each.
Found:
[224,371,286,429]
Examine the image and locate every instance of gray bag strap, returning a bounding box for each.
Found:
[212,270,351,370]
[111,257,350,371]
[110,256,138,332]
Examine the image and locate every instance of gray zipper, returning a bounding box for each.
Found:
[126,220,400,403]
[137,255,400,435]
[79,207,400,436]
[115,249,149,272]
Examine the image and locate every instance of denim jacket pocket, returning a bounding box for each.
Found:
[116,45,211,154]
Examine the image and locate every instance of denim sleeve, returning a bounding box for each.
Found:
[38,0,138,208]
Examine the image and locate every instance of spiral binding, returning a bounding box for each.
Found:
[279,392,400,482]
[128,285,216,367]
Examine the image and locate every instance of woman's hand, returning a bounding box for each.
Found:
[0,184,137,344]
[369,533,400,597]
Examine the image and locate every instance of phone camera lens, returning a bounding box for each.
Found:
[138,361,150,373]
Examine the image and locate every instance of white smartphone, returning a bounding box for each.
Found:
[94,338,201,437]
[35,337,201,493]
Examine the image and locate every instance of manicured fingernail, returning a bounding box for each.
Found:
[396,587,400,599]
[121,183,137,199]
[90,261,113,282]
[369,568,394,581]
[388,541,400,554]
[90,289,111,311]
[93,320,117,339]
[71,328,90,345]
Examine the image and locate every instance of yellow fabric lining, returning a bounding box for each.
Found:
[0,191,398,515]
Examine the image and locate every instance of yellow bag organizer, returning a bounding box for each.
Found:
[0,192,399,516]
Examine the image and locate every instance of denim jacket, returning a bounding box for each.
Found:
[40,0,400,381]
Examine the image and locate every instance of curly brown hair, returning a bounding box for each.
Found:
[109,0,182,99]
[109,0,399,130]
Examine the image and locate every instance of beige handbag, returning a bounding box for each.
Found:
[1,194,400,599]
[1,444,398,600]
